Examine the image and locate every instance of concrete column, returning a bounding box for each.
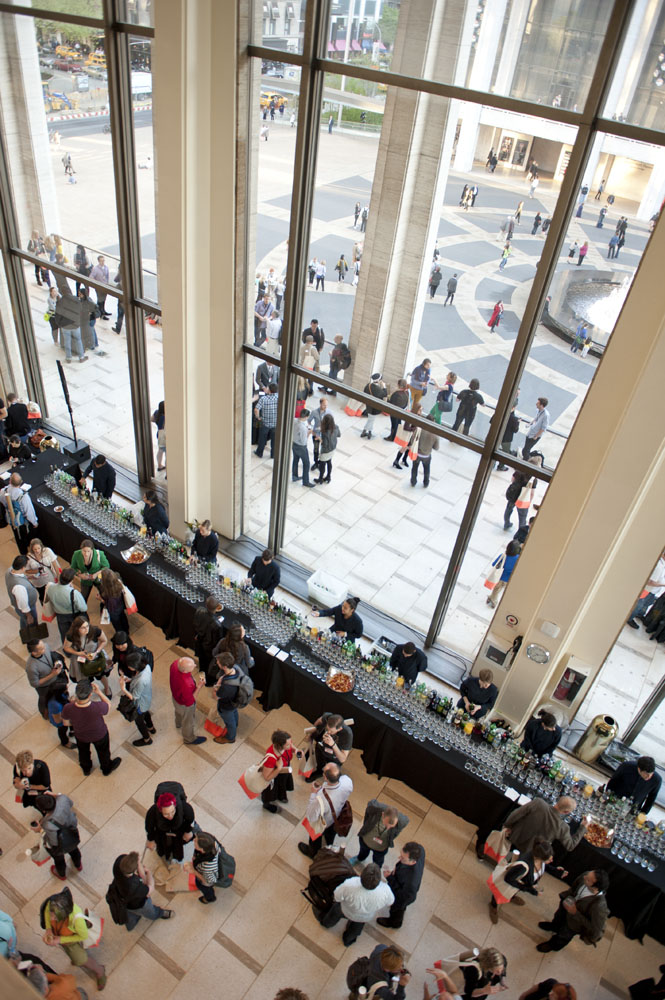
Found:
[346,0,470,389]
[492,0,530,98]
[603,0,663,121]
[153,0,239,539]
[474,216,665,730]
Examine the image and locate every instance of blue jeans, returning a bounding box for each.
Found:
[357,841,387,867]
[218,707,238,741]
[629,592,657,623]
[126,896,166,930]
[195,876,216,901]
[292,443,311,485]
[63,326,84,359]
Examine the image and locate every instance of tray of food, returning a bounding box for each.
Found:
[121,545,150,565]
[326,665,354,693]
[584,817,614,849]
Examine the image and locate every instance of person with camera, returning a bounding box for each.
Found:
[13,750,51,813]
[304,712,353,783]
[25,639,66,718]
[349,944,411,1000]
[261,729,296,814]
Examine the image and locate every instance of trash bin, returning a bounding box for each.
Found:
[573,714,619,764]
[306,569,347,609]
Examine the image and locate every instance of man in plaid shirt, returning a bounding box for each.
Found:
[254,383,279,458]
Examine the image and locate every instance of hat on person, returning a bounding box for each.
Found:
[371,372,382,381]
[156,793,177,809]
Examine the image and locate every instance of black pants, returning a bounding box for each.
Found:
[382,903,407,928]
[76,730,112,774]
[310,823,337,856]
[410,455,431,486]
[256,424,275,457]
[444,292,455,305]
[387,416,401,441]
[135,711,153,740]
[452,412,474,435]
[261,770,294,805]
[522,436,538,460]
[544,902,578,950]
[50,846,82,878]
[96,293,107,315]
[56,613,77,642]
[11,523,33,555]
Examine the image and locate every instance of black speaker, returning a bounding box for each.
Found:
[64,441,91,464]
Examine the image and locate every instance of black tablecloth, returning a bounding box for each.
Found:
[22,451,665,944]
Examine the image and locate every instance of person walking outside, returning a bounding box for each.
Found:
[254,382,279,458]
[531,213,542,235]
[335,255,348,281]
[487,540,522,608]
[428,265,442,298]
[61,680,122,777]
[577,241,589,266]
[452,379,484,436]
[170,656,206,746]
[393,403,422,469]
[444,273,458,306]
[488,301,504,332]
[499,243,512,270]
[40,886,106,990]
[522,397,549,459]
[410,413,440,488]
[607,233,619,258]
[34,793,82,881]
[315,259,326,291]
[409,358,437,409]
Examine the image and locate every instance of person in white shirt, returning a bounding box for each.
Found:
[626,552,665,629]
[298,763,352,858]
[266,312,282,357]
[330,863,395,946]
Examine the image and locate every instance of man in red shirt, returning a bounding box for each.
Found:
[169,656,206,745]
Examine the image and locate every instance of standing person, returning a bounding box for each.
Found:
[514,200,524,224]
[528,177,539,198]
[488,300,504,332]
[458,668,498,718]
[314,412,340,483]
[626,551,665,628]
[13,750,52,811]
[43,569,88,641]
[460,948,508,1000]
[247,548,281,597]
[29,231,49,286]
[531,213,542,235]
[260,729,295,813]
[537,870,610,952]
[616,230,625,257]
[266,310,281,355]
[89,255,111,318]
[40,887,106,990]
[485,796,589,858]
[98,569,129,634]
[298,762,353,857]
[327,334,352,391]
[385,378,410,441]
[33,793,82,881]
[409,358,437,409]
[187,831,234,905]
[307,257,317,285]
[330,864,395,946]
[254,382,279,458]
[145,791,195,864]
[193,596,225,684]
[61,680,122,777]
[142,490,169,534]
[444,273,458,306]
[503,469,530,532]
[348,799,409,868]
[521,710,562,757]
[45,286,61,344]
[315,259,326,291]
[606,756,662,813]
[452,379,484,436]
[302,318,325,352]
[256,358,280,391]
[25,640,66,717]
[360,206,368,232]
[292,409,315,487]
[361,373,388,440]
[596,206,608,228]
[170,656,207,746]
[499,243,512,270]
[393,403,422,469]
[312,599,362,643]
[213,652,248,745]
[77,288,106,357]
[5,394,32,440]
[253,292,273,347]
[335,255,348,281]
[522,397,549,459]
[213,622,255,675]
[487,540,522,608]
[190,519,219,564]
[307,395,328,468]
[488,839,553,923]
[110,852,173,928]
[303,711,354,782]
[567,240,579,262]
[6,555,39,629]
[111,265,124,333]
[353,201,361,228]
[70,538,110,603]
[390,641,427,687]
[607,233,619,258]
[80,455,116,499]
[577,241,589,265]
[428,265,442,298]
[595,178,606,199]
[571,323,587,353]
[118,651,155,746]
[152,400,166,471]
[410,413,440,488]
[2,473,39,553]
[328,115,334,134]
[496,403,520,469]
[378,842,426,929]
[429,372,457,425]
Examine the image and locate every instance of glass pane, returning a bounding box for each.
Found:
[130,36,157,302]
[33,1,102,20]
[252,0,306,57]
[576,552,665,743]
[25,259,138,475]
[248,66,299,352]
[3,14,119,272]
[515,132,654,470]
[281,380,478,637]
[438,469,546,658]
[144,307,165,479]
[119,1,154,27]
[244,355,277,545]
[602,1,665,131]
[631,699,665,769]
[325,0,612,111]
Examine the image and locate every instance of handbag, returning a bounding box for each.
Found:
[117,693,137,722]
[238,754,271,799]
[81,909,103,948]
[29,838,52,866]
[487,856,526,905]
[323,789,353,836]
[408,428,421,462]
[19,622,49,645]
[80,651,107,678]
[484,554,504,590]
[122,585,138,615]
[302,791,328,841]
[484,828,511,863]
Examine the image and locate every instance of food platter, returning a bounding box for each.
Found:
[54,505,64,514]
[584,818,614,849]
[121,545,149,564]
[326,665,354,693]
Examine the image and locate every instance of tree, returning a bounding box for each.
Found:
[35,0,102,50]
[378,6,399,49]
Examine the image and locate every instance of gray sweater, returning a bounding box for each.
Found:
[42,794,78,849]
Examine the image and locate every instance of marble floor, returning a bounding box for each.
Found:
[0,530,661,1000]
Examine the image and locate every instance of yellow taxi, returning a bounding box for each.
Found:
[55,45,82,61]
[260,92,288,109]
[85,53,106,69]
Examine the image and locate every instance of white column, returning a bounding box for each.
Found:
[603,0,663,120]
[492,0,530,97]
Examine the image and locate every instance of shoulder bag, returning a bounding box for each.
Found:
[238,753,272,799]
[302,791,328,841]
[122,585,138,615]
[323,788,353,837]
[483,827,511,863]
[484,554,505,590]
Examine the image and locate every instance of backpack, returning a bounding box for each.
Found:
[136,645,155,671]
[226,672,254,708]
[339,344,352,369]
[105,881,129,926]
[347,957,371,991]
[154,780,187,807]
[215,843,236,887]
[505,479,522,503]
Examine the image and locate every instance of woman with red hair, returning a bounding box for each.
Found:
[145,791,195,863]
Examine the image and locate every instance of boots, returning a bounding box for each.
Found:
[392,458,402,469]
[401,455,409,467]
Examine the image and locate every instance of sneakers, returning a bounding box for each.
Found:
[187,736,207,745]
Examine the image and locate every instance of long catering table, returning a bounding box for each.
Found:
[22,451,665,945]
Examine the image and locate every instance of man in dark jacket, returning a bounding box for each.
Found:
[390,642,427,686]
[81,454,116,499]
[496,404,521,470]
[361,373,388,440]
[193,596,225,685]
[142,491,169,534]
[607,756,661,814]
[111,851,173,929]
[457,668,498,718]
[213,652,242,745]
[537,869,610,951]
[378,842,425,928]
[247,548,281,597]
[348,798,409,867]
[5,393,32,439]
[385,379,410,442]
[302,319,324,352]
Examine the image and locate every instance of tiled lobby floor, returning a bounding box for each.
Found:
[0,529,661,999]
